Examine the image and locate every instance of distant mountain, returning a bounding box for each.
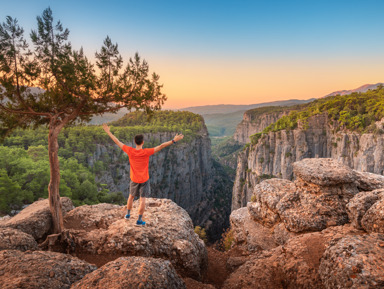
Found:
[325,83,384,97]
[180,99,315,137]
[179,99,315,115]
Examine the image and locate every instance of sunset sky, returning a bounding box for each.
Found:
[1,0,384,108]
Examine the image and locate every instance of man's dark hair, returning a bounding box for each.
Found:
[134,134,144,145]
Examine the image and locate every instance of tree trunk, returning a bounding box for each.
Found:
[48,123,64,234]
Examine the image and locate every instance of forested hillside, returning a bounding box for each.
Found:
[250,86,384,144]
[0,111,206,214]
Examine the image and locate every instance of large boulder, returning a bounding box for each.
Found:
[292,158,356,186]
[354,171,384,191]
[248,178,295,228]
[64,203,122,230]
[230,207,277,252]
[223,225,360,289]
[0,197,74,240]
[361,198,384,233]
[347,189,384,230]
[0,228,38,251]
[63,198,207,279]
[72,256,186,289]
[0,250,96,289]
[277,182,350,232]
[247,159,362,234]
[319,234,384,289]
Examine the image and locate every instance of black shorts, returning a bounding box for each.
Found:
[129,180,151,198]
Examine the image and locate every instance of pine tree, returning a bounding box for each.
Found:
[0,8,166,233]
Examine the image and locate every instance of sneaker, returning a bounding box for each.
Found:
[124,214,130,220]
[135,220,146,226]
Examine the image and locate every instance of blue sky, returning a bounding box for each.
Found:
[1,0,384,108]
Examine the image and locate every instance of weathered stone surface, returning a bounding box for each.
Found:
[230,207,277,252]
[248,179,295,228]
[223,225,360,289]
[64,198,207,279]
[319,234,384,289]
[0,250,96,289]
[361,198,384,233]
[247,176,352,234]
[293,158,356,186]
[72,256,186,289]
[272,223,297,245]
[0,197,74,240]
[347,189,384,230]
[354,171,384,191]
[0,228,38,251]
[277,187,350,232]
[64,203,122,231]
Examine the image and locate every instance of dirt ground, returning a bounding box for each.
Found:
[184,246,248,289]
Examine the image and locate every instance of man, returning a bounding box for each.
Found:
[102,123,184,226]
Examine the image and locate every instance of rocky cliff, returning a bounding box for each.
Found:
[233,107,290,144]
[225,158,384,289]
[232,113,384,210]
[0,197,205,288]
[88,125,232,240]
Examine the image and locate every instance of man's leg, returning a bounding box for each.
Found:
[138,197,146,216]
[126,181,138,219]
[136,181,149,226]
[127,194,134,211]
[125,194,134,219]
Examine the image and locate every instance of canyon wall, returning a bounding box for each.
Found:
[232,113,384,210]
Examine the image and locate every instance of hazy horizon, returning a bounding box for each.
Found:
[2,0,384,109]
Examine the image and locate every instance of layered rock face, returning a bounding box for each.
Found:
[225,158,384,289]
[233,109,288,144]
[89,127,232,239]
[232,113,384,210]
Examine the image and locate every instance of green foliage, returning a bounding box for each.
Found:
[219,228,234,251]
[0,168,33,214]
[111,110,204,137]
[247,87,384,146]
[194,226,208,244]
[0,144,124,211]
[250,133,262,145]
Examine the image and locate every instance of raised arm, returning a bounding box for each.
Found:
[102,124,124,149]
[154,133,184,153]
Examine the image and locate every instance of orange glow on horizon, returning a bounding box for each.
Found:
[147,56,384,109]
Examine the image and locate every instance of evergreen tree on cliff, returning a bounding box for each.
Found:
[0,8,166,234]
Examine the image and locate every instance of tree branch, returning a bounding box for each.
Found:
[0,103,51,117]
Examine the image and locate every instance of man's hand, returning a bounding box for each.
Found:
[102,123,110,134]
[173,133,184,142]
[103,123,123,148]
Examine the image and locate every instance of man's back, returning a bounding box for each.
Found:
[123,145,154,183]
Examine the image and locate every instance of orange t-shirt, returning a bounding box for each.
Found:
[122,145,155,183]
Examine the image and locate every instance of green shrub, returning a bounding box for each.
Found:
[219,228,234,251]
[194,226,208,244]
